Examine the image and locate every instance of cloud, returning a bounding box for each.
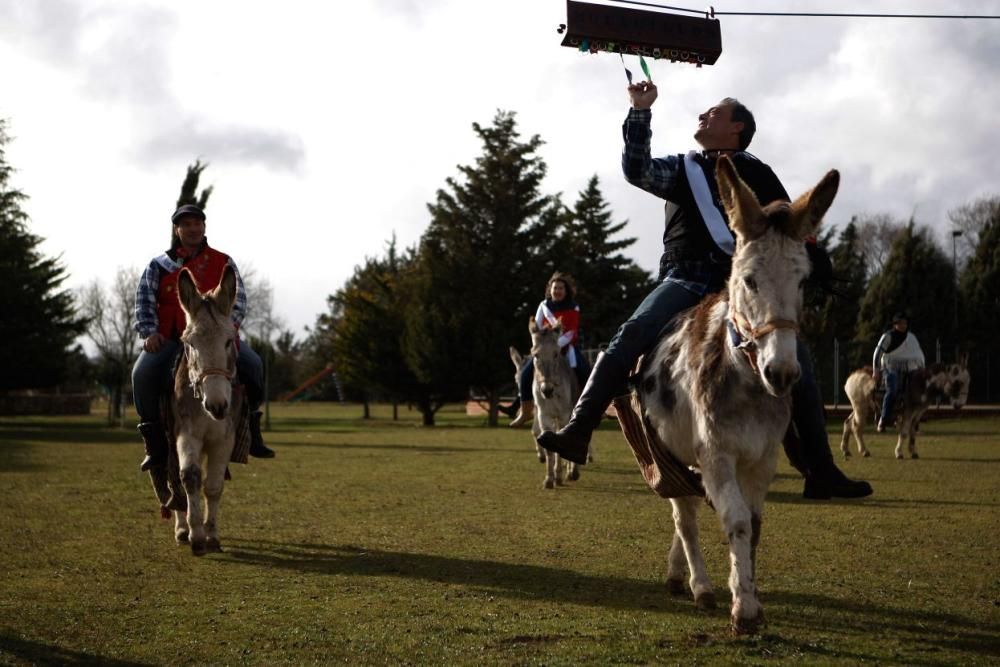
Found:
[140,119,306,173]
[0,0,304,172]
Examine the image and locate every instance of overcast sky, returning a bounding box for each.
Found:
[2,0,999,338]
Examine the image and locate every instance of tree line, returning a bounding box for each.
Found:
[3,113,1000,418]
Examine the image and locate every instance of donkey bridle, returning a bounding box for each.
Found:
[184,343,236,399]
[728,309,799,376]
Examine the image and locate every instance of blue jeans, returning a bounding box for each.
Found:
[881,369,900,424]
[599,259,834,472]
[604,261,727,368]
[131,337,264,422]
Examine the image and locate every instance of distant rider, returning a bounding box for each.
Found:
[872,312,925,432]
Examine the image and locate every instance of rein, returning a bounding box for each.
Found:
[727,309,799,376]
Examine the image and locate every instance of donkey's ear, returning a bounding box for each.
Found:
[787,169,839,240]
[211,265,238,316]
[716,156,766,241]
[528,318,539,334]
[177,268,201,317]
[509,346,523,368]
[552,320,563,335]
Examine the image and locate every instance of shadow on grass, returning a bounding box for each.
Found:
[272,416,481,431]
[0,425,135,446]
[0,634,152,666]
[763,590,1000,662]
[267,440,506,455]
[222,539,700,616]
[765,490,1000,508]
[220,540,998,661]
[915,457,1000,464]
[0,441,48,472]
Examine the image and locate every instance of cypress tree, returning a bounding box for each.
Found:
[555,175,655,346]
[404,111,560,425]
[0,119,87,390]
[856,222,955,360]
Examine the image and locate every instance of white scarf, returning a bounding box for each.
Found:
[684,150,735,256]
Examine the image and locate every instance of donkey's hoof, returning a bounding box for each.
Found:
[895,452,904,460]
[543,478,555,490]
[731,609,765,636]
[568,468,580,481]
[911,452,919,459]
[694,591,716,610]
[175,530,190,545]
[862,450,871,458]
[191,539,208,557]
[666,578,687,596]
[538,453,546,463]
[205,537,223,553]
[843,451,851,459]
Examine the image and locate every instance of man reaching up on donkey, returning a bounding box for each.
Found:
[538,79,872,500]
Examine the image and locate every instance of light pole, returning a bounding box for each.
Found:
[952,229,963,361]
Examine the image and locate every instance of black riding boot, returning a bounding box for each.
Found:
[249,411,276,458]
[788,354,873,499]
[138,421,169,472]
[536,352,629,465]
[498,398,519,418]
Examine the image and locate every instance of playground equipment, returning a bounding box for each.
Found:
[279,364,341,402]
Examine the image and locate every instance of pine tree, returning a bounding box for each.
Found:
[825,221,869,368]
[798,222,869,401]
[959,205,1000,400]
[331,238,451,424]
[856,222,956,360]
[404,111,560,425]
[555,175,655,346]
[0,119,87,390]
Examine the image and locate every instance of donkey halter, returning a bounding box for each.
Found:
[729,308,799,376]
[184,341,236,399]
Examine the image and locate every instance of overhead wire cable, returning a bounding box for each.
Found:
[605,0,1000,19]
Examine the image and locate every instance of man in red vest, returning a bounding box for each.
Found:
[132,204,274,475]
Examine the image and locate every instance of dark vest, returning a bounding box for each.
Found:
[659,152,788,279]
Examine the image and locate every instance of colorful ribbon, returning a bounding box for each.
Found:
[640,56,652,82]
[620,53,633,84]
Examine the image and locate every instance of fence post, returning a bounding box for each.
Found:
[833,338,840,408]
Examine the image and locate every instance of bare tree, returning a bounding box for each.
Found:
[948,195,1000,268]
[79,266,141,426]
[854,213,905,280]
[238,263,285,428]
[238,262,283,341]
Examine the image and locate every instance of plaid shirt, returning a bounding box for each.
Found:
[621,108,682,199]
[134,250,248,339]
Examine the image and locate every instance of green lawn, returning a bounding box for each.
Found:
[1,403,997,665]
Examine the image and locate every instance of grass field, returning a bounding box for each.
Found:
[1,403,998,666]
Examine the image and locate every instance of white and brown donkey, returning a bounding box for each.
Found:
[839,361,970,460]
[636,157,839,634]
[528,319,583,488]
[170,265,244,556]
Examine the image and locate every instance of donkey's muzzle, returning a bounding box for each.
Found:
[205,399,229,420]
[762,362,800,397]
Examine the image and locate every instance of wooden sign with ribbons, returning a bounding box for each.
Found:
[558,0,723,67]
